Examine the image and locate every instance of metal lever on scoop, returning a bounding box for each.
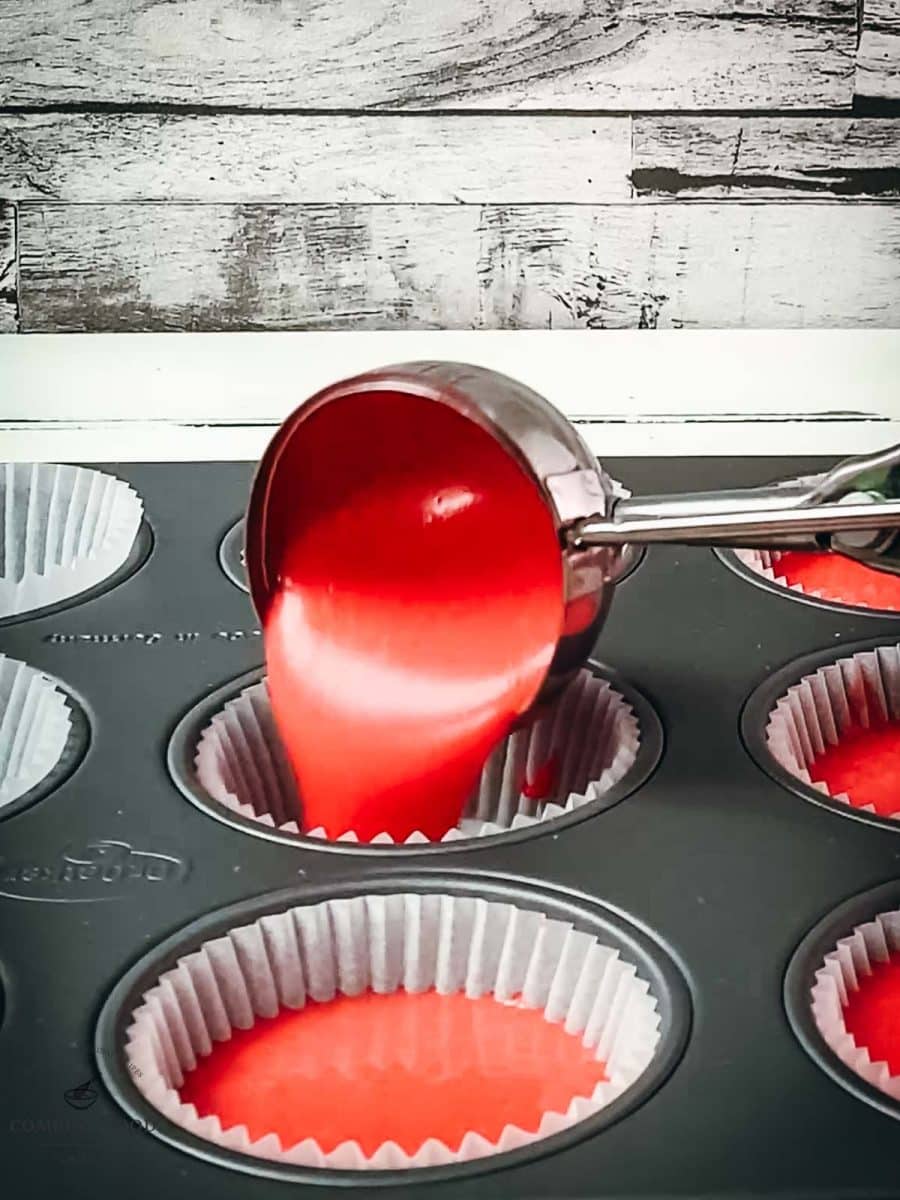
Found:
[571,443,900,575]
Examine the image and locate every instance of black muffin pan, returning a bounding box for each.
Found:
[4,455,900,1200]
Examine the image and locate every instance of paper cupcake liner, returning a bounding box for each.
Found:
[733,548,900,614]
[0,463,143,618]
[811,906,900,1101]
[124,891,662,1169]
[218,520,248,593]
[193,667,642,844]
[765,643,900,819]
[0,653,72,809]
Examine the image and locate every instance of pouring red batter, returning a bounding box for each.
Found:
[261,389,564,842]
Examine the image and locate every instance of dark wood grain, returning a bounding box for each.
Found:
[0,204,16,333]
[856,0,900,99]
[633,118,900,197]
[0,114,631,203]
[16,202,900,333]
[0,0,855,110]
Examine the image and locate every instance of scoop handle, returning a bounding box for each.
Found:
[572,443,900,573]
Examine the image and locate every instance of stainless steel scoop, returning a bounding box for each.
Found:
[247,361,900,707]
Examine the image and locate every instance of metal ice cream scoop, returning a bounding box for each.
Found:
[247,362,900,709]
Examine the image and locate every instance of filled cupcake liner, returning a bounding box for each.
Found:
[765,644,900,818]
[0,463,143,617]
[0,653,72,809]
[733,548,897,613]
[810,906,900,1101]
[124,891,662,1169]
[193,668,642,844]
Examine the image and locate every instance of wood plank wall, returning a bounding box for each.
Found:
[1,0,898,333]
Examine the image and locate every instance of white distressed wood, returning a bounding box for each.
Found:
[0,114,631,204]
[632,118,900,198]
[2,329,898,422]
[856,0,900,98]
[0,0,855,110]
[0,204,15,333]
[857,33,900,99]
[16,203,900,333]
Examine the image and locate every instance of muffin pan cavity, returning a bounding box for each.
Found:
[169,663,662,851]
[96,875,689,1184]
[0,463,147,621]
[719,547,900,619]
[786,882,900,1124]
[743,639,900,832]
[218,519,247,593]
[0,653,88,819]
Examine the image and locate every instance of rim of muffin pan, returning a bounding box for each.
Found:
[216,518,646,597]
[715,548,900,621]
[94,871,692,1187]
[784,879,900,1124]
[166,660,664,856]
[0,520,154,628]
[741,637,900,836]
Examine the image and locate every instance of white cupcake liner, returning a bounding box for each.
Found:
[734,548,899,613]
[0,653,73,809]
[765,644,900,819]
[125,891,662,1170]
[194,667,642,844]
[0,463,143,617]
[811,906,900,1101]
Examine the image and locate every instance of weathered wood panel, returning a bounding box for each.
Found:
[0,0,855,110]
[633,118,900,197]
[17,202,900,332]
[0,204,17,333]
[0,114,631,203]
[857,0,900,99]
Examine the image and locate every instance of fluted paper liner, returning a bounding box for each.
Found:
[124,892,662,1169]
[194,668,641,844]
[0,653,72,809]
[0,463,143,617]
[765,644,900,819]
[811,906,900,1101]
[734,548,900,614]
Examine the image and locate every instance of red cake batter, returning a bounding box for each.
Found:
[843,957,900,1075]
[773,551,900,612]
[262,390,564,842]
[178,989,608,1155]
[808,722,900,817]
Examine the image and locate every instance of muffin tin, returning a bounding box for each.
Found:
[5,455,900,1200]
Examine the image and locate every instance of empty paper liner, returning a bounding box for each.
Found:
[218,520,247,592]
[120,890,663,1172]
[764,644,900,821]
[0,653,77,813]
[730,549,900,616]
[0,463,144,618]
[810,906,900,1107]
[187,665,649,846]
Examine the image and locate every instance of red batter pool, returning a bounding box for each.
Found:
[808,722,900,817]
[774,550,900,612]
[261,390,564,842]
[843,957,900,1075]
[178,989,608,1155]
